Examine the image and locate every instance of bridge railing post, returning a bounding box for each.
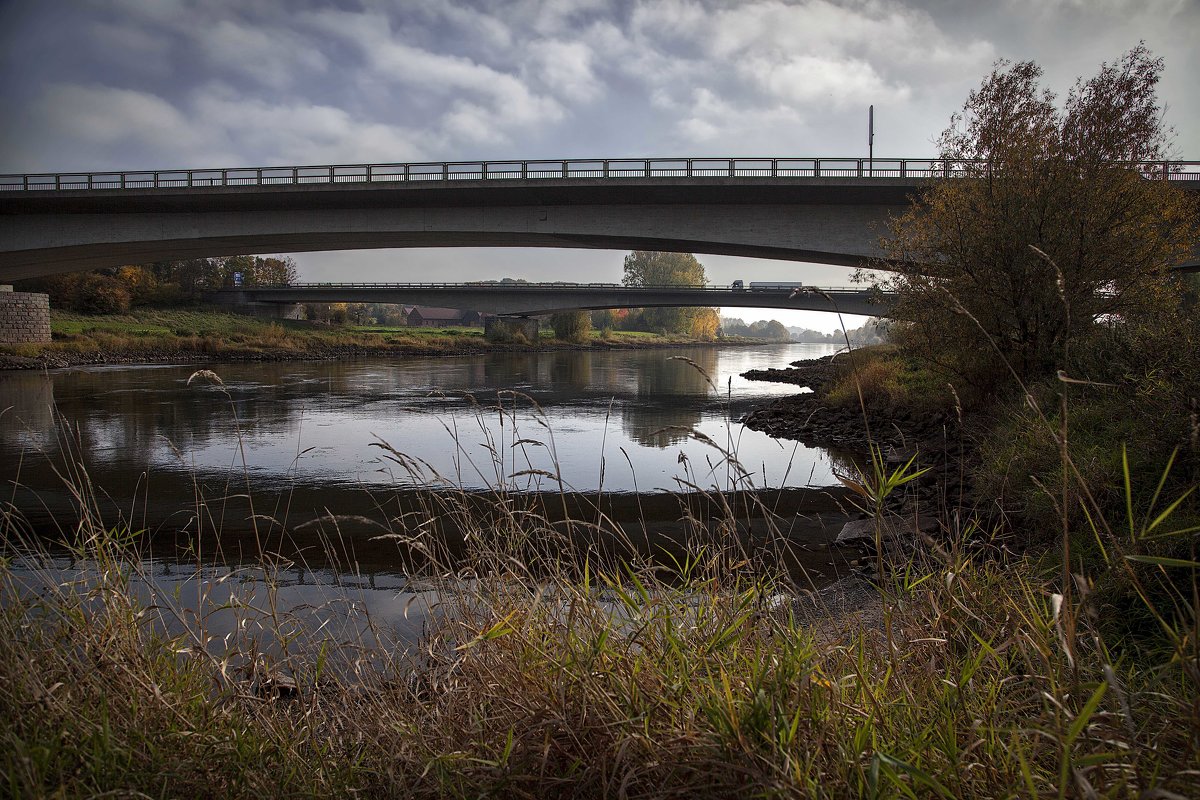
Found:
[482,162,487,180]
[293,167,298,184]
[153,172,158,189]
[772,159,777,177]
[687,159,692,177]
[813,159,820,178]
[562,160,567,178]
[900,159,907,178]
[645,160,650,177]
[257,168,262,185]
[602,160,608,178]
[442,163,448,181]
[521,161,527,179]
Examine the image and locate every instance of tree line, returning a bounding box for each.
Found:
[16,256,298,314]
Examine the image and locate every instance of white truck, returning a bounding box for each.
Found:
[748,282,814,293]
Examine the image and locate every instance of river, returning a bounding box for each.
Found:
[1,343,861,647]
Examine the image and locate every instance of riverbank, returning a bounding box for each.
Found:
[0,307,781,371]
[741,350,966,514]
[3,346,1197,796]
[5,480,1195,797]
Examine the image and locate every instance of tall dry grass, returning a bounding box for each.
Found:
[1,357,1198,798]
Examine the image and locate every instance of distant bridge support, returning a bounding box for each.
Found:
[484,316,540,343]
[232,300,306,321]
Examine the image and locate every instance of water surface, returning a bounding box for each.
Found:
[2,343,864,647]
[1,344,842,508]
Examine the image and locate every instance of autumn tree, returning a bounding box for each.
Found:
[551,311,592,342]
[621,250,718,335]
[883,45,1198,389]
[688,307,721,340]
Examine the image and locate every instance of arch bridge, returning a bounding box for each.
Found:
[3,156,1197,282]
[217,282,887,318]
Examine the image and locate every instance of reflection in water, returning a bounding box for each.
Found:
[2,345,866,643]
[0,371,56,452]
[622,349,717,448]
[0,344,845,529]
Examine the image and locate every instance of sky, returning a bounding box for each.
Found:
[1,0,1196,332]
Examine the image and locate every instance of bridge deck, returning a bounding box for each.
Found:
[221,282,889,317]
[2,157,1195,281]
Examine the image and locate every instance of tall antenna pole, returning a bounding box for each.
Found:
[868,104,874,176]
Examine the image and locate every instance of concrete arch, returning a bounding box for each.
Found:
[0,177,915,281]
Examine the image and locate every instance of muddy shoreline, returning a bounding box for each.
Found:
[741,354,967,513]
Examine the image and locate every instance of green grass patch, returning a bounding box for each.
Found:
[822,344,956,415]
[0,307,736,362]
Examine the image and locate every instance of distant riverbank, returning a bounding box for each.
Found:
[0,307,783,371]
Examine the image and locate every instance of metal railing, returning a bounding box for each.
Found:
[3,157,1197,192]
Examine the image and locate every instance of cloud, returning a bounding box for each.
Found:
[89,20,174,76]
[191,88,429,164]
[301,8,564,144]
[742,54,909,110]
[4,0,1192,174]
[527,39,603,101]
[24,84,217,167]
[197,20,329,90]
[7,82,429,171]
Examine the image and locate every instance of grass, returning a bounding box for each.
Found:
[0,307,752,363]
[4,285,1200,799]
[3,488,1197,797]
[821,345,957,415]
[2,361,1198,798]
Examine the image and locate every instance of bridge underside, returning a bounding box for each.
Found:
[3,177,1193,280]
[223,286,886,317]
[0,178,912,281]
[0,231,882,282]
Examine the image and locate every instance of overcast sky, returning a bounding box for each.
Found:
[1,0,1195,331]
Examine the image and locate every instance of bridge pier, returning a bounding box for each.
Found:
[211,290,305,321]
[485,316,540,344]
[238,301,305,321]
[0,285,51,345]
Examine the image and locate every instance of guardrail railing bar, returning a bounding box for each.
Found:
[1,157,1197,190]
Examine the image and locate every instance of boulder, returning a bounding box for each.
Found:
[834,516,936,546]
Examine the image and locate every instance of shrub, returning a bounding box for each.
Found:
[825,355,904,409]
[74,274,131,315]
[550,311,591,343]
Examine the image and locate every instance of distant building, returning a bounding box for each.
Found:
[405,306,490,327]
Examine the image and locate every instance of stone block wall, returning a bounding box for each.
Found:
[0,286,52,345]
